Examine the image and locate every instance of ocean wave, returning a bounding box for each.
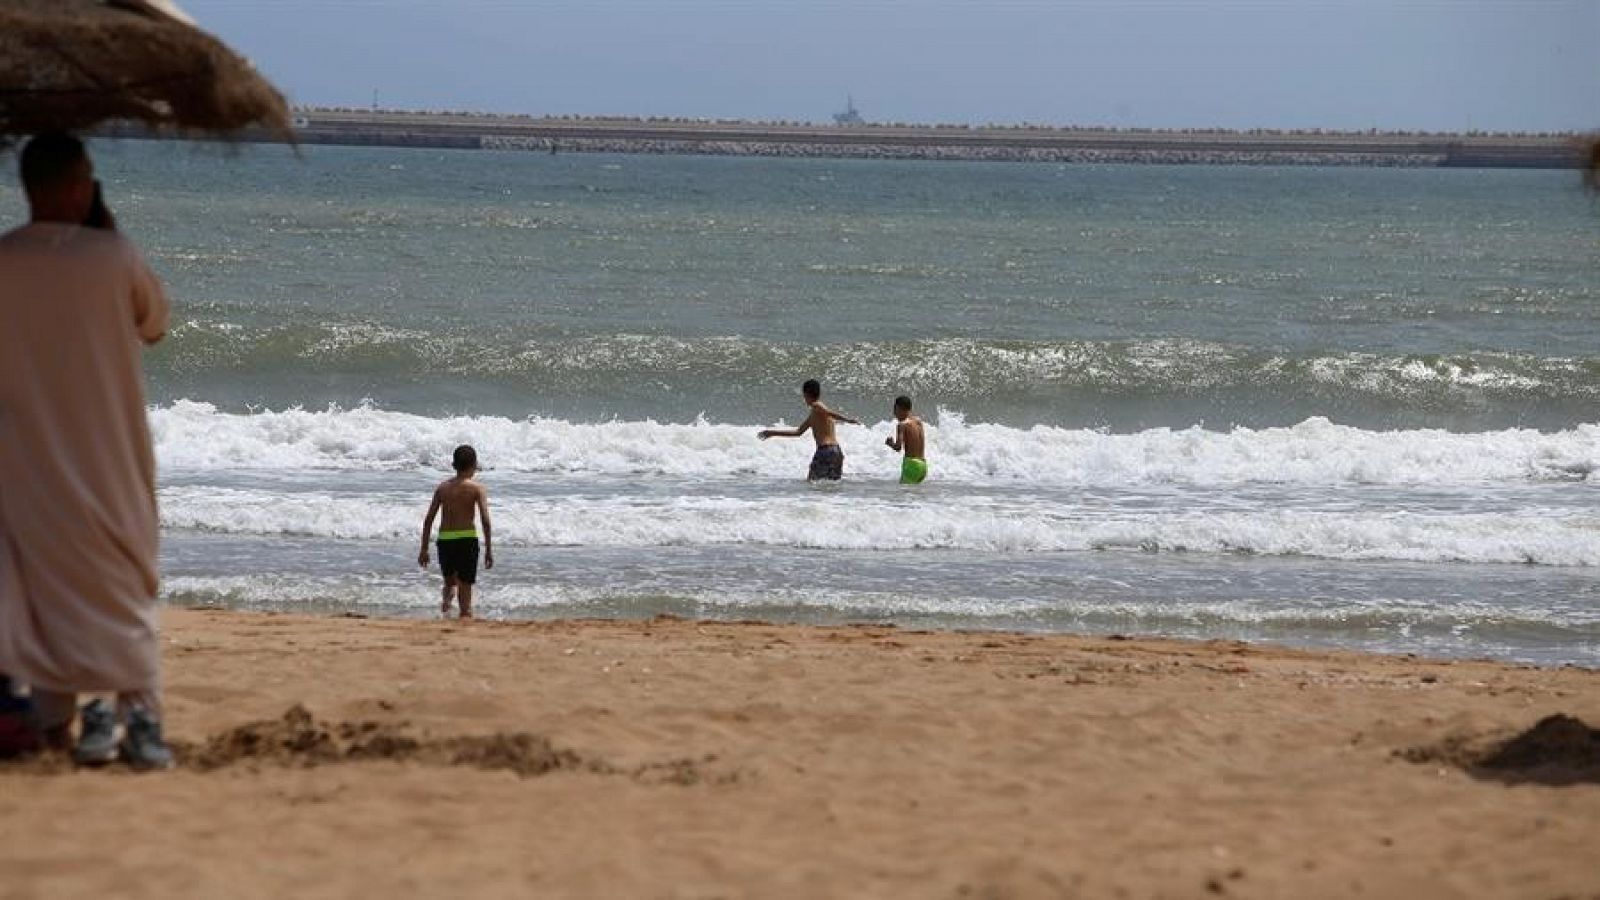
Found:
[156,484,1600,566]
[150,401,1600,486]
[153,326,1600,411]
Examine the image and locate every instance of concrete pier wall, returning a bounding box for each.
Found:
[104,111,1589,169]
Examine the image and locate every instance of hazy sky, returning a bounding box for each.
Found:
[185,0,1598,132]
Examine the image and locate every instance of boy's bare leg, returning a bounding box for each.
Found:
[441,576,456,617]
[458,583,474,619]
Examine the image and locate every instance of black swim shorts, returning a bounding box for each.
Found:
[808,444,845,481]
[437,537,480,584]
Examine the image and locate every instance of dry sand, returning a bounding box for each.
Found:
[3,608,1598,899]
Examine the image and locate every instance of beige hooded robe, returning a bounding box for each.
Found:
[0,222,169,693]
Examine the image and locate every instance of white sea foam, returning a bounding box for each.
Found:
[151,401,1600,486]
[156,484,1600,566]
[158,576,1600,640]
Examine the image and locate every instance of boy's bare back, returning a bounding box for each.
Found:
[896,415,926,459]
[433,476,487,531]
[806,402,844,448]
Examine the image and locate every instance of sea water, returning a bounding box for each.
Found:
[3,141,1597,665]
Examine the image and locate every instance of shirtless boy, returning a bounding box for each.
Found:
[885,395,928,484]
[419,445,493,618]
[758,379,861,480]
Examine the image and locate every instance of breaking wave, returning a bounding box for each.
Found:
[151,400,1600,486]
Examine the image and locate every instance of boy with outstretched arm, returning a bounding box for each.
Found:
[758,379,861,480]
[885,395,928,484]
[419,444,493,619]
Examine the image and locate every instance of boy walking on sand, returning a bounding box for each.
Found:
[759,379,861,480]
[885,395,928,484]
[419,445,493,619]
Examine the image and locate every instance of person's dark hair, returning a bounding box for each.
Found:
[452,444,478,472]
[801,379,821,400]
[894,395,913,412]
[20,133,88,191]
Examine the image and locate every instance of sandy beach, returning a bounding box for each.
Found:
[1,609,1596,899]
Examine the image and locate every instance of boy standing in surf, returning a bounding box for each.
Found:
[419,445,494,619]
[885,395,928,484]
[759,379,861,480]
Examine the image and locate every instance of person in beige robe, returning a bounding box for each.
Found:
[0,134,171,761]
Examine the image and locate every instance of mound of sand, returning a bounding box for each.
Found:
[1399,714,1600,785]
[173,704,739,785]
[181,704,586,776]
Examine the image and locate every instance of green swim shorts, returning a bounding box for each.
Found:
[900,457,928,485]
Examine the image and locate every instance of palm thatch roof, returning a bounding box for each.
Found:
[0,0,292,142]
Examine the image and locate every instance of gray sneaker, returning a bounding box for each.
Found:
[119,708,174,771]
[73,699,119,766]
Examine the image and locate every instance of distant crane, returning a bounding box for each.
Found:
[833,94,864,126]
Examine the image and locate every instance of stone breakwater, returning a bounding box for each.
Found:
[480,134,1446,167]
[101,110,1586,169]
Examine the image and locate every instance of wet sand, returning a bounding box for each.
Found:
[3,608,1598,899]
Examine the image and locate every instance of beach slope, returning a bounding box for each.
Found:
[3,609,1598,899]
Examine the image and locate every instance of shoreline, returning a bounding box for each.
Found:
[162,598,1600,672]
[5,607,1598,897]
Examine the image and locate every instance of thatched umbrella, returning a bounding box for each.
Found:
[0,0,292,143]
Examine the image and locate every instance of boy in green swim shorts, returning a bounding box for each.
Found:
[419,444,494,619]
[885,395,928,484]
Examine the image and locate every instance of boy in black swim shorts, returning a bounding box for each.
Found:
[419,445,494,618]
[436,531,479,586]
[759,379,861,481]
[808,444,845,481]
